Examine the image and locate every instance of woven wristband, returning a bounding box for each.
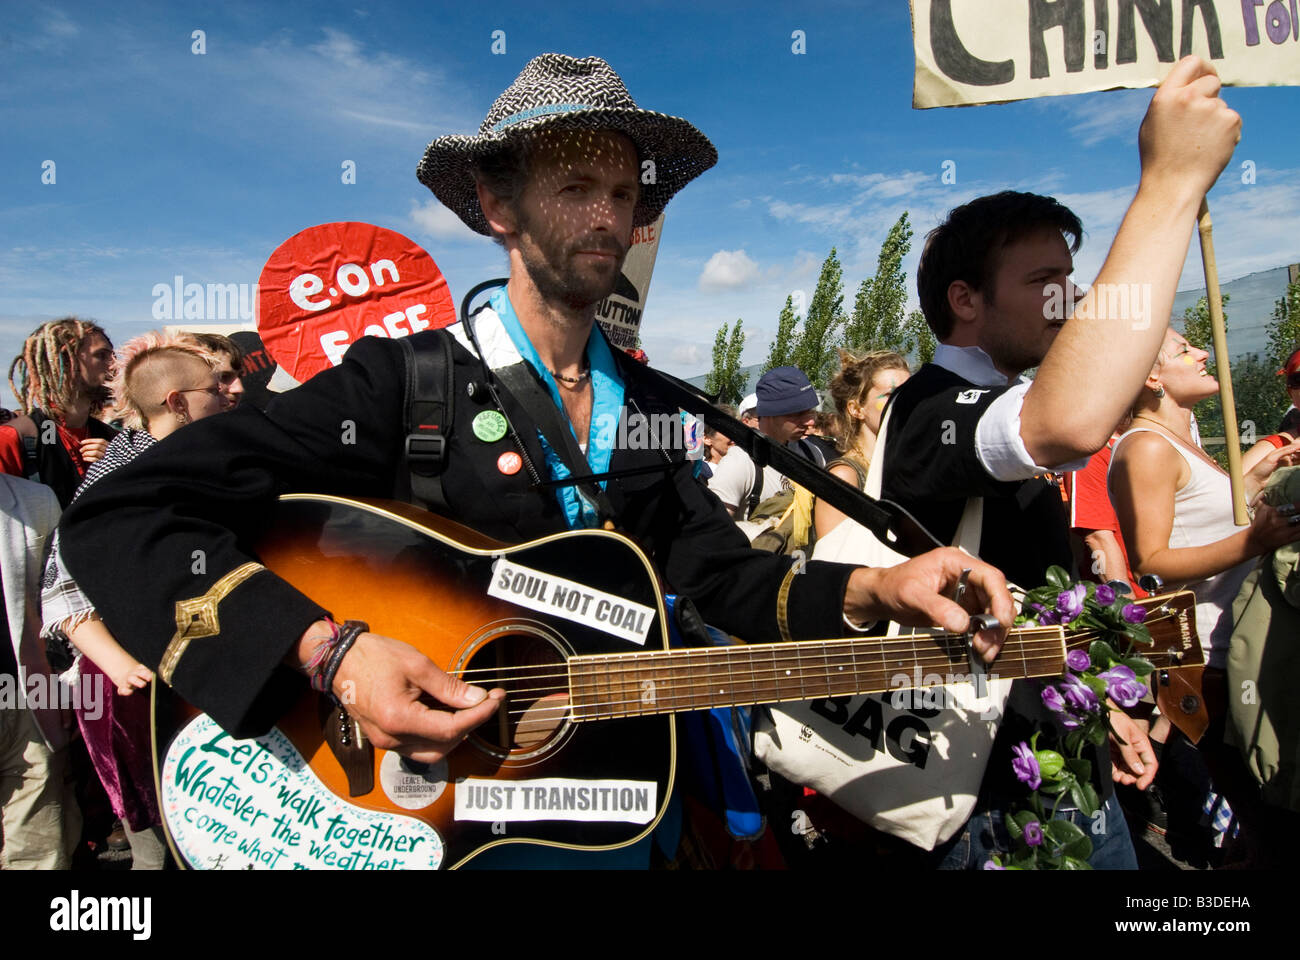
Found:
[320,619,369,703]
[306,617,342,692]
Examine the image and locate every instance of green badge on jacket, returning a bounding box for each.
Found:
[472,410,508,443]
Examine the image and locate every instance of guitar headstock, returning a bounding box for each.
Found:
[1063,590,1202,669]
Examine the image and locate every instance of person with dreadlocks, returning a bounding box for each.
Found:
[1,318,117,507]
[41,330,230,869]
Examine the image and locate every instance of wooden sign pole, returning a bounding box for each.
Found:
[1196,198,1249,526]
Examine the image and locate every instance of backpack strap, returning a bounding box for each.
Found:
[395,333,454,512]
[826,456,868,491]
[492,361,617,527]
[746,457,765,519]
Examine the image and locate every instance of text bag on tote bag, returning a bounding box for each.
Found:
[752,404,1013,851]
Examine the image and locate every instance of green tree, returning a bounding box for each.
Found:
[845,212,913,354]
[1265,276,1300,372]
[765,295,799,372]
[1179,294,1288,464]
[1181,292,1228,367]
[705,318,747,405]
[901,308,937,365]
[789,247,845,388]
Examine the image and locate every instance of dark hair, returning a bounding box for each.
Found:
[917,191,1083,340]
[185,332,244,372]
[471,127,643,247]
[703,403,735,439]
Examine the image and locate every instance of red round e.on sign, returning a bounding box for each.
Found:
[257,222,456,382]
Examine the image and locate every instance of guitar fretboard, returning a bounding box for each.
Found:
[566,628,1067,721]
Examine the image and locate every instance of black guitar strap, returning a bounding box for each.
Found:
[492,361,617,526]
[618,360,943,558]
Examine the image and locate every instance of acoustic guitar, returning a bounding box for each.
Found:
[152,495,1201,869]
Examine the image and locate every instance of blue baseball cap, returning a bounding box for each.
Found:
[755,366,817,417]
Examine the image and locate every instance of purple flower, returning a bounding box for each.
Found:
[983,860,1005,870]
[1061,674,1099,713]
[1095,583,1116,606]
[1061,714,1082,729]
[1065,649,1091,672]
[1036,608,1059,626]
[1012,741,1041,790]
[1041,685,1066,712]
[1122,603,1147,624]
[1023,821,1044,847]
[1055,584,1087,623]
[1099,664,1148,709]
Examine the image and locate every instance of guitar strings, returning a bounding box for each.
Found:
[480,638,1073,698]
[499,650,1076,718]
[484,629,1184,721]
[448,614,1181,683]
[489,645,1091,720]
[448,633,1070,690]
[448,619,1182,693]
[459,642,1185,699]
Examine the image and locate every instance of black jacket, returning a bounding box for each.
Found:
[60,331,857,737]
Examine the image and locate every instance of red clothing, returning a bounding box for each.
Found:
[0,419,91,478]
[1066,436,1144,595]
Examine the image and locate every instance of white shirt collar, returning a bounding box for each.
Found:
[932,343,1026,388]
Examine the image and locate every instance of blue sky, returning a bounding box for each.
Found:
[3,1,1299,404]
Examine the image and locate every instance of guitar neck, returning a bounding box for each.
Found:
[566,626,1066,721]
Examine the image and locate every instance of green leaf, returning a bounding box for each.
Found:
[1087,722,1108,746]
[1035,750,1065,779]
[1065,757,1092,784]
[1045,566,1070,590]
[1063,835,1094,860]
[1038,780,1066,795]
[1044,818,1087,845]
[1010,809,1038,833]
[1069,781,1098,817]
[1081,782,1099,814]
[1082,674,1109,699]
[1122,656,1155,677]
[1064,729,1085,756]
[1088,640,1120,668]
[1126,623,1153,646]
[1061,855,1093,870]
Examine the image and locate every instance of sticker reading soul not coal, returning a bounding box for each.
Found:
[487,558,655,646]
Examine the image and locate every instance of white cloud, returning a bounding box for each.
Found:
[671,343,702,367]
[408,199,489,243]
[1055,90,1151,148]
[698,249,760,291]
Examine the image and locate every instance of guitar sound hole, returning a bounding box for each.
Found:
[463,632,569,760]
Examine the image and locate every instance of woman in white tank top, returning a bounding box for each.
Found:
[1108,329,1300,669]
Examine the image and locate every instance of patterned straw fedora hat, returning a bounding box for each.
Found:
[417,54,717,236]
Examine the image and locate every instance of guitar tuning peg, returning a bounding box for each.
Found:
[1138,573,1165,594]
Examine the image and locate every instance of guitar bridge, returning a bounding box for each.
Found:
[320,700,374,797]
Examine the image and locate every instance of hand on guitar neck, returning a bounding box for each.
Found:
[845,547,1015,663]
[291,624,506,763]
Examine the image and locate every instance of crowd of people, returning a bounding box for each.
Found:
[0,321,244,868]
[2,51,1297,872]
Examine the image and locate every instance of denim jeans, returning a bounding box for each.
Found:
[936,792,1137,870]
